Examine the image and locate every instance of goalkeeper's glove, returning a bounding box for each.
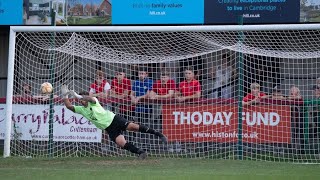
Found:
[61,84,70,99]
[69,90,83,99]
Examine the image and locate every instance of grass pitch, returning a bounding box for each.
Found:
[0,157,319,180]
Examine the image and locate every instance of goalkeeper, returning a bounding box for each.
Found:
[61,85,167,159]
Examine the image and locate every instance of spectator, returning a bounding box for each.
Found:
[131,66,153,146]
[271,85,285,100]
[89,70,111,99]
[110,68,133,116]
[175,67,201,102]
[287,85,302,100]
[314,85,320,99]
[110,69,131,100]
[202,66,216,98]
[149,71,176,100]
[213,54,237,98]
[131,67,153,106]
[242,83,268,105]
[287,85,304,153]
[20,83,33,97]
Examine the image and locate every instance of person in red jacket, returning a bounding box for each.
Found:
[110,69,132,100]
[175,67,201,102]
[149,71,176,100]
[110,68,134,118]
[242,82,269,105]
[89,70,111,99]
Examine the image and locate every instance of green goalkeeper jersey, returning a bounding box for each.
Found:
[74,97,115,130]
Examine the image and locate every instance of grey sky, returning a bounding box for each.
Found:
[306,0,320,6]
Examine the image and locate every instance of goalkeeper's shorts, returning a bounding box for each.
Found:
[105,115,130,142]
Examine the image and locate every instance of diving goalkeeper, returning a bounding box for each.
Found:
[61,85,167,159]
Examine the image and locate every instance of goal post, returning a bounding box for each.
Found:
[4,24,320,163]
[4,29,16,158]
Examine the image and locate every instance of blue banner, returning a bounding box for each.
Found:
[205,0,300,24]
[0,0,316,25]
[112,0,204,24]
[0,0,23,25]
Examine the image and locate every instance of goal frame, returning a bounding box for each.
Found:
[5,24,320,158]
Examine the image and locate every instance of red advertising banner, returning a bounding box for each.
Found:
[162,105,291,143]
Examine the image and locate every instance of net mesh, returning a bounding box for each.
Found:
[3,27,320,162]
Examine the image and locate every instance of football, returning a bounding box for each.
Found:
[40,82,53,94]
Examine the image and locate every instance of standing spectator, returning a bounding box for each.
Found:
[313,85,320,99]
[131,67,153,146]
[110,68,131,100]
[213,54,237,98]
[89,70,111,99]
[175,67,201,103]
[110,68,133,117]
[287,85,304,153]
[202,66,216,98]
[149,71,176,100]
[287,85,302,100]
[131,67,153,107]
[20,83,33,97]
[242,83,268,105]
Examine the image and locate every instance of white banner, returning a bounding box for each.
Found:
[0,104,102,142]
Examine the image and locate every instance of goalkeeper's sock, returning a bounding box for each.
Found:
[123,142,141,154]
[138,125,156,134]
[155,132,168,144]
[139,125,167,143]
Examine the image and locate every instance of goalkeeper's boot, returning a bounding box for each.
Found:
[137,149,147,160]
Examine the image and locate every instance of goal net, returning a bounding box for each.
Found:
[3,25,320,163]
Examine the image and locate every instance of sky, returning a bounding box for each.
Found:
[306,0,320,6]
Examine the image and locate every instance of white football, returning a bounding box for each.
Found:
[41,82,53,94]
